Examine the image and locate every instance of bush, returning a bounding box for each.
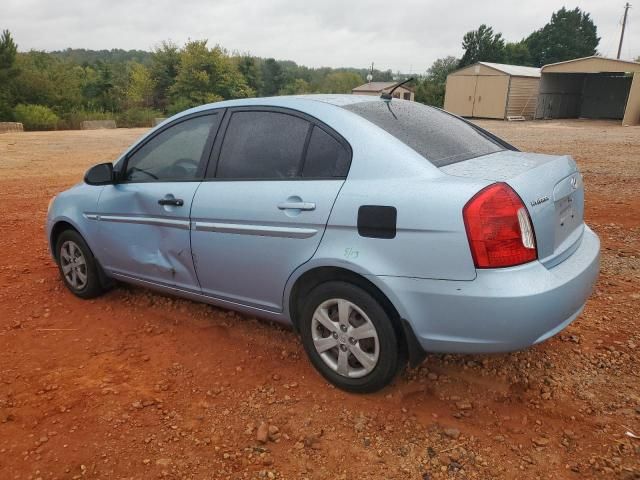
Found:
[166,98,197,117]
[116,108,162,128]
[57,109,115,130]
[13,104,59,130]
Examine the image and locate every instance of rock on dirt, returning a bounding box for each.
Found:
[256,422,270,443]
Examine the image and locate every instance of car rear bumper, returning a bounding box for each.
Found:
[376,226,600,354]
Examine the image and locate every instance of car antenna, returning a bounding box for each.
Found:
[380,77,414,101]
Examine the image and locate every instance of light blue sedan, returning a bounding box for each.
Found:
[46,94,599,392]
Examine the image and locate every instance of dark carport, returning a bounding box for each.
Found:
[535,56,640,126]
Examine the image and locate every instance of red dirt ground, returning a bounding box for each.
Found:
[0,120,638,479]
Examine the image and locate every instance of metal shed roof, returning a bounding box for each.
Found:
[478,62,541,78]
[541,56,640,73]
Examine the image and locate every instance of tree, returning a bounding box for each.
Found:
[525,8,599,67]
[126,62,154,108]
[150,41,180,111]
[260,58,285,96]
[319,71,362,93]
[13,51,86,114]
[280,78,312,95]
[82,61,117,111]
[0,30,19,120]
[415,56,459,107]
[425,56,459,85]
[236,54,262,94]
[504,42,532,66]
[169,40,252,113]
[459,25,505,67]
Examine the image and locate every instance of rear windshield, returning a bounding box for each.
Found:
[343,101,504,167]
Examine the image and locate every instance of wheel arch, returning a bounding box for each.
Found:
[286,265,425,367]
[288,266,394,326]
[49,218,113,289]
[49,215,101,259]
[49,220,79,260]
[50,219,82,260]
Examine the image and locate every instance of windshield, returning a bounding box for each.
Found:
[343,101,504,167]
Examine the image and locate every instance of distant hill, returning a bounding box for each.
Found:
[47,49,409,81]
[49,48,153,65]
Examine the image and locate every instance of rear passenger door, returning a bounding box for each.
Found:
[190,107,351,311]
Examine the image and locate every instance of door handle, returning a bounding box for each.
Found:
[158,198,184,207]
[277,201,316,211]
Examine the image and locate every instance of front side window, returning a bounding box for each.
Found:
[343,101,504,167]
[124,114,219,182]
[215,111,309,179]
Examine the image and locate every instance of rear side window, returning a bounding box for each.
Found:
[216,111,309,179]
[302,126,350,178]
[343,101,503,166]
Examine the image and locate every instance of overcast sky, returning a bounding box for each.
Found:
[2,0,638,72]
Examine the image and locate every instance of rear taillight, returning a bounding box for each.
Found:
[463,182,537,268]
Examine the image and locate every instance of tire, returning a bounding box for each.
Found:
[55,230,106,299]
[299,281,401,393]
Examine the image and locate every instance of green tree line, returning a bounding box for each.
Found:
[458,7,599,68]
[0,33,396,130]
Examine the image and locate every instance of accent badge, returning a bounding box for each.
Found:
[530,196,550,207]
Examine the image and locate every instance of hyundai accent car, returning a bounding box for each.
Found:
[46,94,600,392]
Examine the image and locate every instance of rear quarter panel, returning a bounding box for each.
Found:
[316,173,487,281]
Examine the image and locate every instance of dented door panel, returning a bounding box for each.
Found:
[93,182,201,290]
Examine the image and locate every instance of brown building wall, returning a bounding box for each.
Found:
[444,73,515,119]
[622,73,640,126]
[506,77,540,119]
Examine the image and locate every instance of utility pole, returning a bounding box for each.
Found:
[617,2,631,59]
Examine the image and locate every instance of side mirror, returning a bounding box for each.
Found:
[84,162,114,185]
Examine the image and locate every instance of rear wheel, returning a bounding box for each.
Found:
[299,281,401,393]
[55,230,106,299]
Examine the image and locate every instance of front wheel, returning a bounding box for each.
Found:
[299,281,401,393]
[55,230,106,299]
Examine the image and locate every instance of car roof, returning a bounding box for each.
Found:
[173,94,383,119]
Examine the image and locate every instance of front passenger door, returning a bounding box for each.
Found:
[94,112,222,290]
[190,108,351,311]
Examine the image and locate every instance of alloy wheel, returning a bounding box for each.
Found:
[311,298,380,378]
[59,240,88,290]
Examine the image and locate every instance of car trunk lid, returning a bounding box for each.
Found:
[441,150,584,267]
